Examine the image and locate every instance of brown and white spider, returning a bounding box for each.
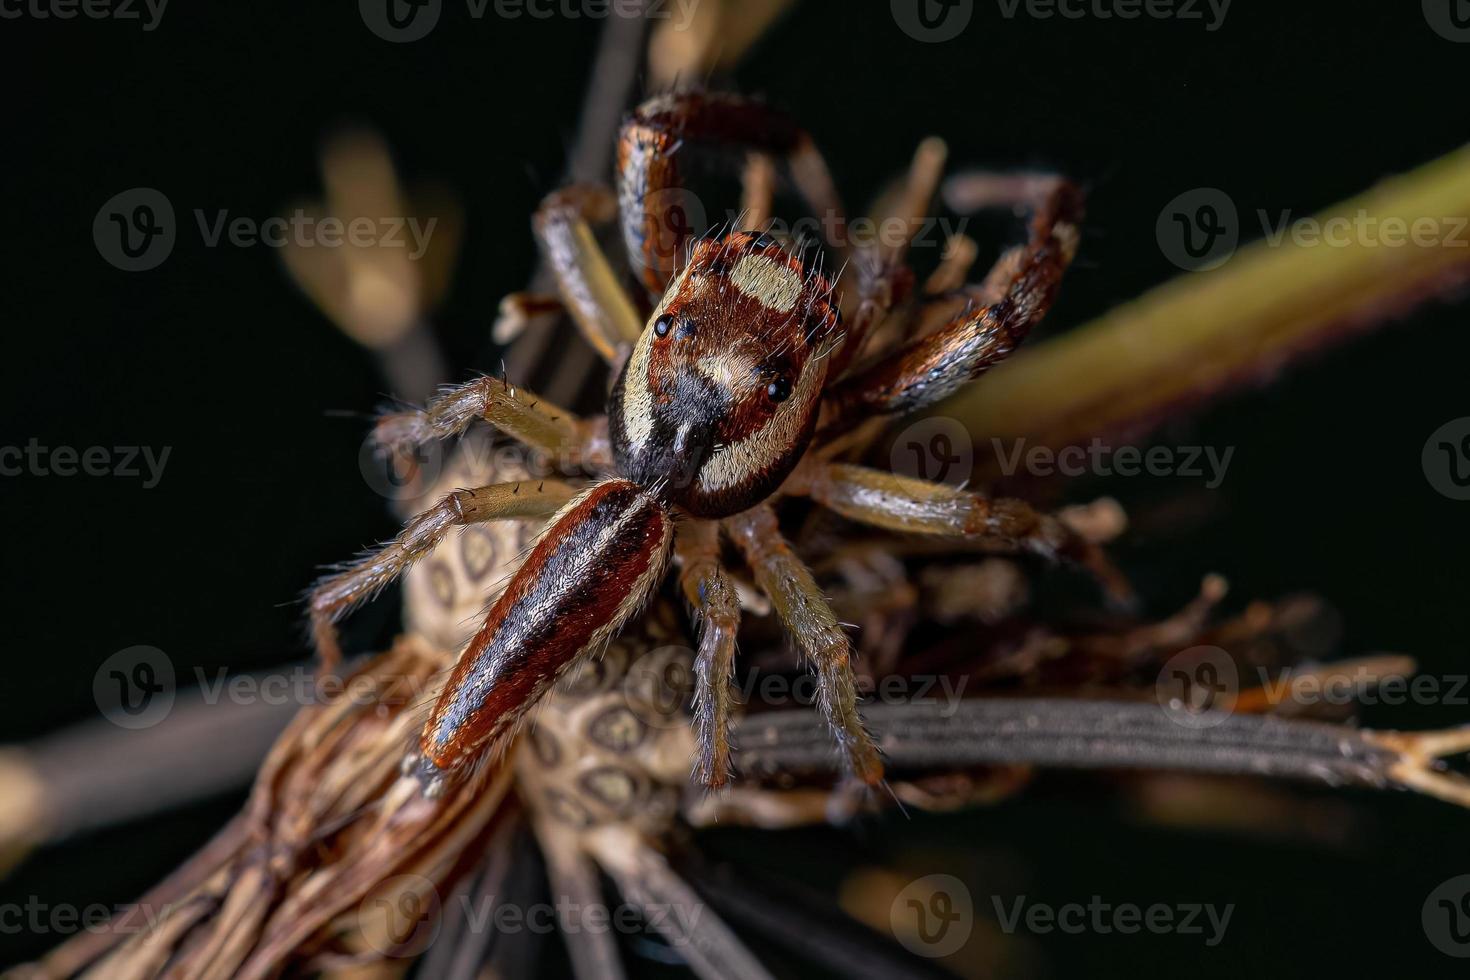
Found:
[308,91,1129,793]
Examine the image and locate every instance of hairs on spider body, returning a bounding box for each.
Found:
[610,231,842,517]
[308,90,1126,793]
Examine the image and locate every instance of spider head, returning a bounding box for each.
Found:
[609,231,841,517]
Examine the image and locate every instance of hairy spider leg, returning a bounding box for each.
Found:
[617,91,848,299]
[533,184,643,363]
[674,519,741,787]
[823,176,1083,430]
[726,503,884,785]
[308,480,577,667]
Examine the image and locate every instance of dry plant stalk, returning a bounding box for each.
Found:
[941,142,1470,458]
[31,639,509,980]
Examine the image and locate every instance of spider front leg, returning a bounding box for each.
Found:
[674,519,741,788]
[533,184,643,364]
[788,461,1134,606]
[823,176,1084,431]
[618,91,849,298]
[309,479,577,666]
[374,374,606,473]
[725,504,883,785]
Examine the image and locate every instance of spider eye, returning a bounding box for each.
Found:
[766,376,792,403]
[653,314,674,337]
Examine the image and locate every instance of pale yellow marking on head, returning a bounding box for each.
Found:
[621,266,695,449]
[729,253,803,313]
[696,351,827,493]
[696,351,759,393]
[621,327,656,448]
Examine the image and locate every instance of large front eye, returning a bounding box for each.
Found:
[766,376,792,402]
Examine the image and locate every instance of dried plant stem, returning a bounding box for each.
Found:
[646,0,795,89]
[0,691,295,864]
[678,862,953,980]
[940,143,1470,456]
[735,698,1470,806]
[584,824,775,980]
[1366,726,1470,808]
[35,639,515,980]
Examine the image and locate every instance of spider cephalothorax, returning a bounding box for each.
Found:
[309,91,1125,793]
[610,231,840,517]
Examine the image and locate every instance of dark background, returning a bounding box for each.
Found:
[3,0,1469,975]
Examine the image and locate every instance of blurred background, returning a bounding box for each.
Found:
[3,0,1469,975]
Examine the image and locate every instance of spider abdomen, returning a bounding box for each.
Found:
[419,479,672,777]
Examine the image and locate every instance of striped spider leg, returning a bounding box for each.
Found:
[801,172,1136,605]
[306,369,605,667]
[617,90,850,299]
[823,174,1085,429]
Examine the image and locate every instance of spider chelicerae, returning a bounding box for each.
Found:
[308,91,1130,793]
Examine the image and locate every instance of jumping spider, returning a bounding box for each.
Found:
[309,92,1129,792]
